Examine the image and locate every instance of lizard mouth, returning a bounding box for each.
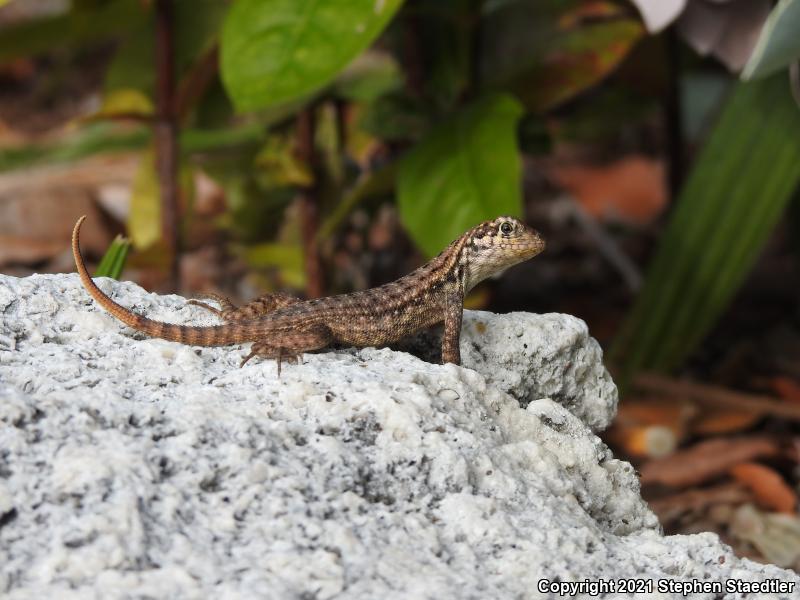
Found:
[507,237,545,255]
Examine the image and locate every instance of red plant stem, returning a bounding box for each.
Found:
[296,108,325,298]
[155,0,180,288]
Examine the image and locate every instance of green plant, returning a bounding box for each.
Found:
[0,0,644,294]
[94,235,132,279]
[742,0,800,81]
[611,0,800,381]
[611,73,800,381]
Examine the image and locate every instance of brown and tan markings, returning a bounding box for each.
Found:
[72,215,545,373]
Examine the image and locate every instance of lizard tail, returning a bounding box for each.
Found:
[71,216,251,346]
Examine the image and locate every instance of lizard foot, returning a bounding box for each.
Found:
[240,342,300,376]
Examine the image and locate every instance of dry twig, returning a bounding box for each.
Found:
[634,373,800,422]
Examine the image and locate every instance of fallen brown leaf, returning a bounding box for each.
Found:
[770,377,800,405]
[691,408,762,436]
[548,156,666,225]
[729,462,797,515]
[640,437,781,488]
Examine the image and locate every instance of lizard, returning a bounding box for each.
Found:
[72,215,545,373]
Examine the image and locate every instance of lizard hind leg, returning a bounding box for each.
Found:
[239,323,333,376]
[188,291,301,322]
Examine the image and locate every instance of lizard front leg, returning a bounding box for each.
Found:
[189,292,300,322]
[441,289,464,365]
[240,323,333,375]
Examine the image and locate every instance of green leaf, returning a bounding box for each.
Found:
[174,1,228,72]
[253,134,314,189]
[397,93,524,256]
[94,235,131,279]
[481,0,643,112]
[412,0,472,110]
[128,150,161,250]
[220,0,404,112]
[332,50,403,102]
[0,123,150,173]
[90,88,154,120]
[0,0,145,65]
[742,0,800,80]
[241,242,306,288]
[358,92,433,142]
[0,121,274,174]
[181,122,266,152]
[611,73,800,382]
[127,153,195,253]
[104,19,155,94]
[318,161,398,240]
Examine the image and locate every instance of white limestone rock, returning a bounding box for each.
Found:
[0,273,797,599]
[462,311,617,431]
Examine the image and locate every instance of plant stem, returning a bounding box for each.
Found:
[155,0,180,288]
[296,108,325,298]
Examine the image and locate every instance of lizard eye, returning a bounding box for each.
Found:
[500,222,513,235]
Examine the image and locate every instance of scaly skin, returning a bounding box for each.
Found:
[72,215,545,371]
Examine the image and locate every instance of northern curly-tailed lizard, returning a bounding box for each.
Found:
[72,215,545,372]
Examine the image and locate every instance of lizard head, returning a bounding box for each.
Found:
[462,216,545,291]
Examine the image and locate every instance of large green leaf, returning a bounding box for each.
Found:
[397,93,524,256]
[742,0,800,81]
[220,0,403,112]
[611,74,800,382]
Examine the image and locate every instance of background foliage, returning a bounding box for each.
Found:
[1,0,799,383]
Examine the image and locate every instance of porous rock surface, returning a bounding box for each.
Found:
[0,273,797,599]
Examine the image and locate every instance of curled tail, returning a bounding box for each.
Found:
[72,216,251,346]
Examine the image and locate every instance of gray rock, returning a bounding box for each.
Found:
[1,273,797,599]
